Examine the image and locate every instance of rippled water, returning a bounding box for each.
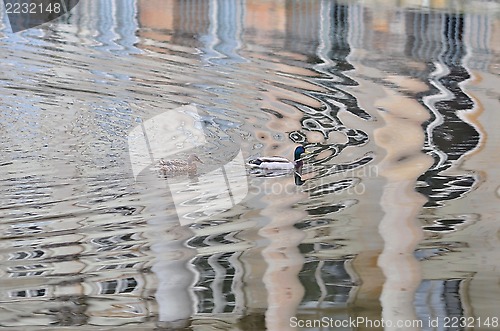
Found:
[1,0,500,330]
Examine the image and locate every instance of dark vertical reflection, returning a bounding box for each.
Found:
[282,2,371,310]
[406,12,480,208]
[404,9,479,325]
[415,279,465,328]
[172,0,209,48]
[299,259,355,307]
[284,2,372,168]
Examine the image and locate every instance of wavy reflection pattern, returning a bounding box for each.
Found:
[285,3,372,163]
[139,0,260,323]
[149,0,372,318]
[404,10,480,322]
[0,0,157,327]
[282,2,372,309]
[0,0,491,329]
[408,12,480,209]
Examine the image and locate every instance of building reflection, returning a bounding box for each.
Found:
[133,0,494,328]
[2,0,499,329]
[285,0,321,55]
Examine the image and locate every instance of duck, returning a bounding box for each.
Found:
[248,145,309,170]
[159,154,203,175]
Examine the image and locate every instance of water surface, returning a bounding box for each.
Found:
[1,0,500,330]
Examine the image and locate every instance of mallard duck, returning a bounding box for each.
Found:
[248,145,308,170]
[159,154,203,175]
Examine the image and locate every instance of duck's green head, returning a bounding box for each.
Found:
[294,145,307,161]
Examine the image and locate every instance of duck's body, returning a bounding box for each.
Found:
[248,146,307,170]
[159,154,203,175]
[248,156,298,170]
